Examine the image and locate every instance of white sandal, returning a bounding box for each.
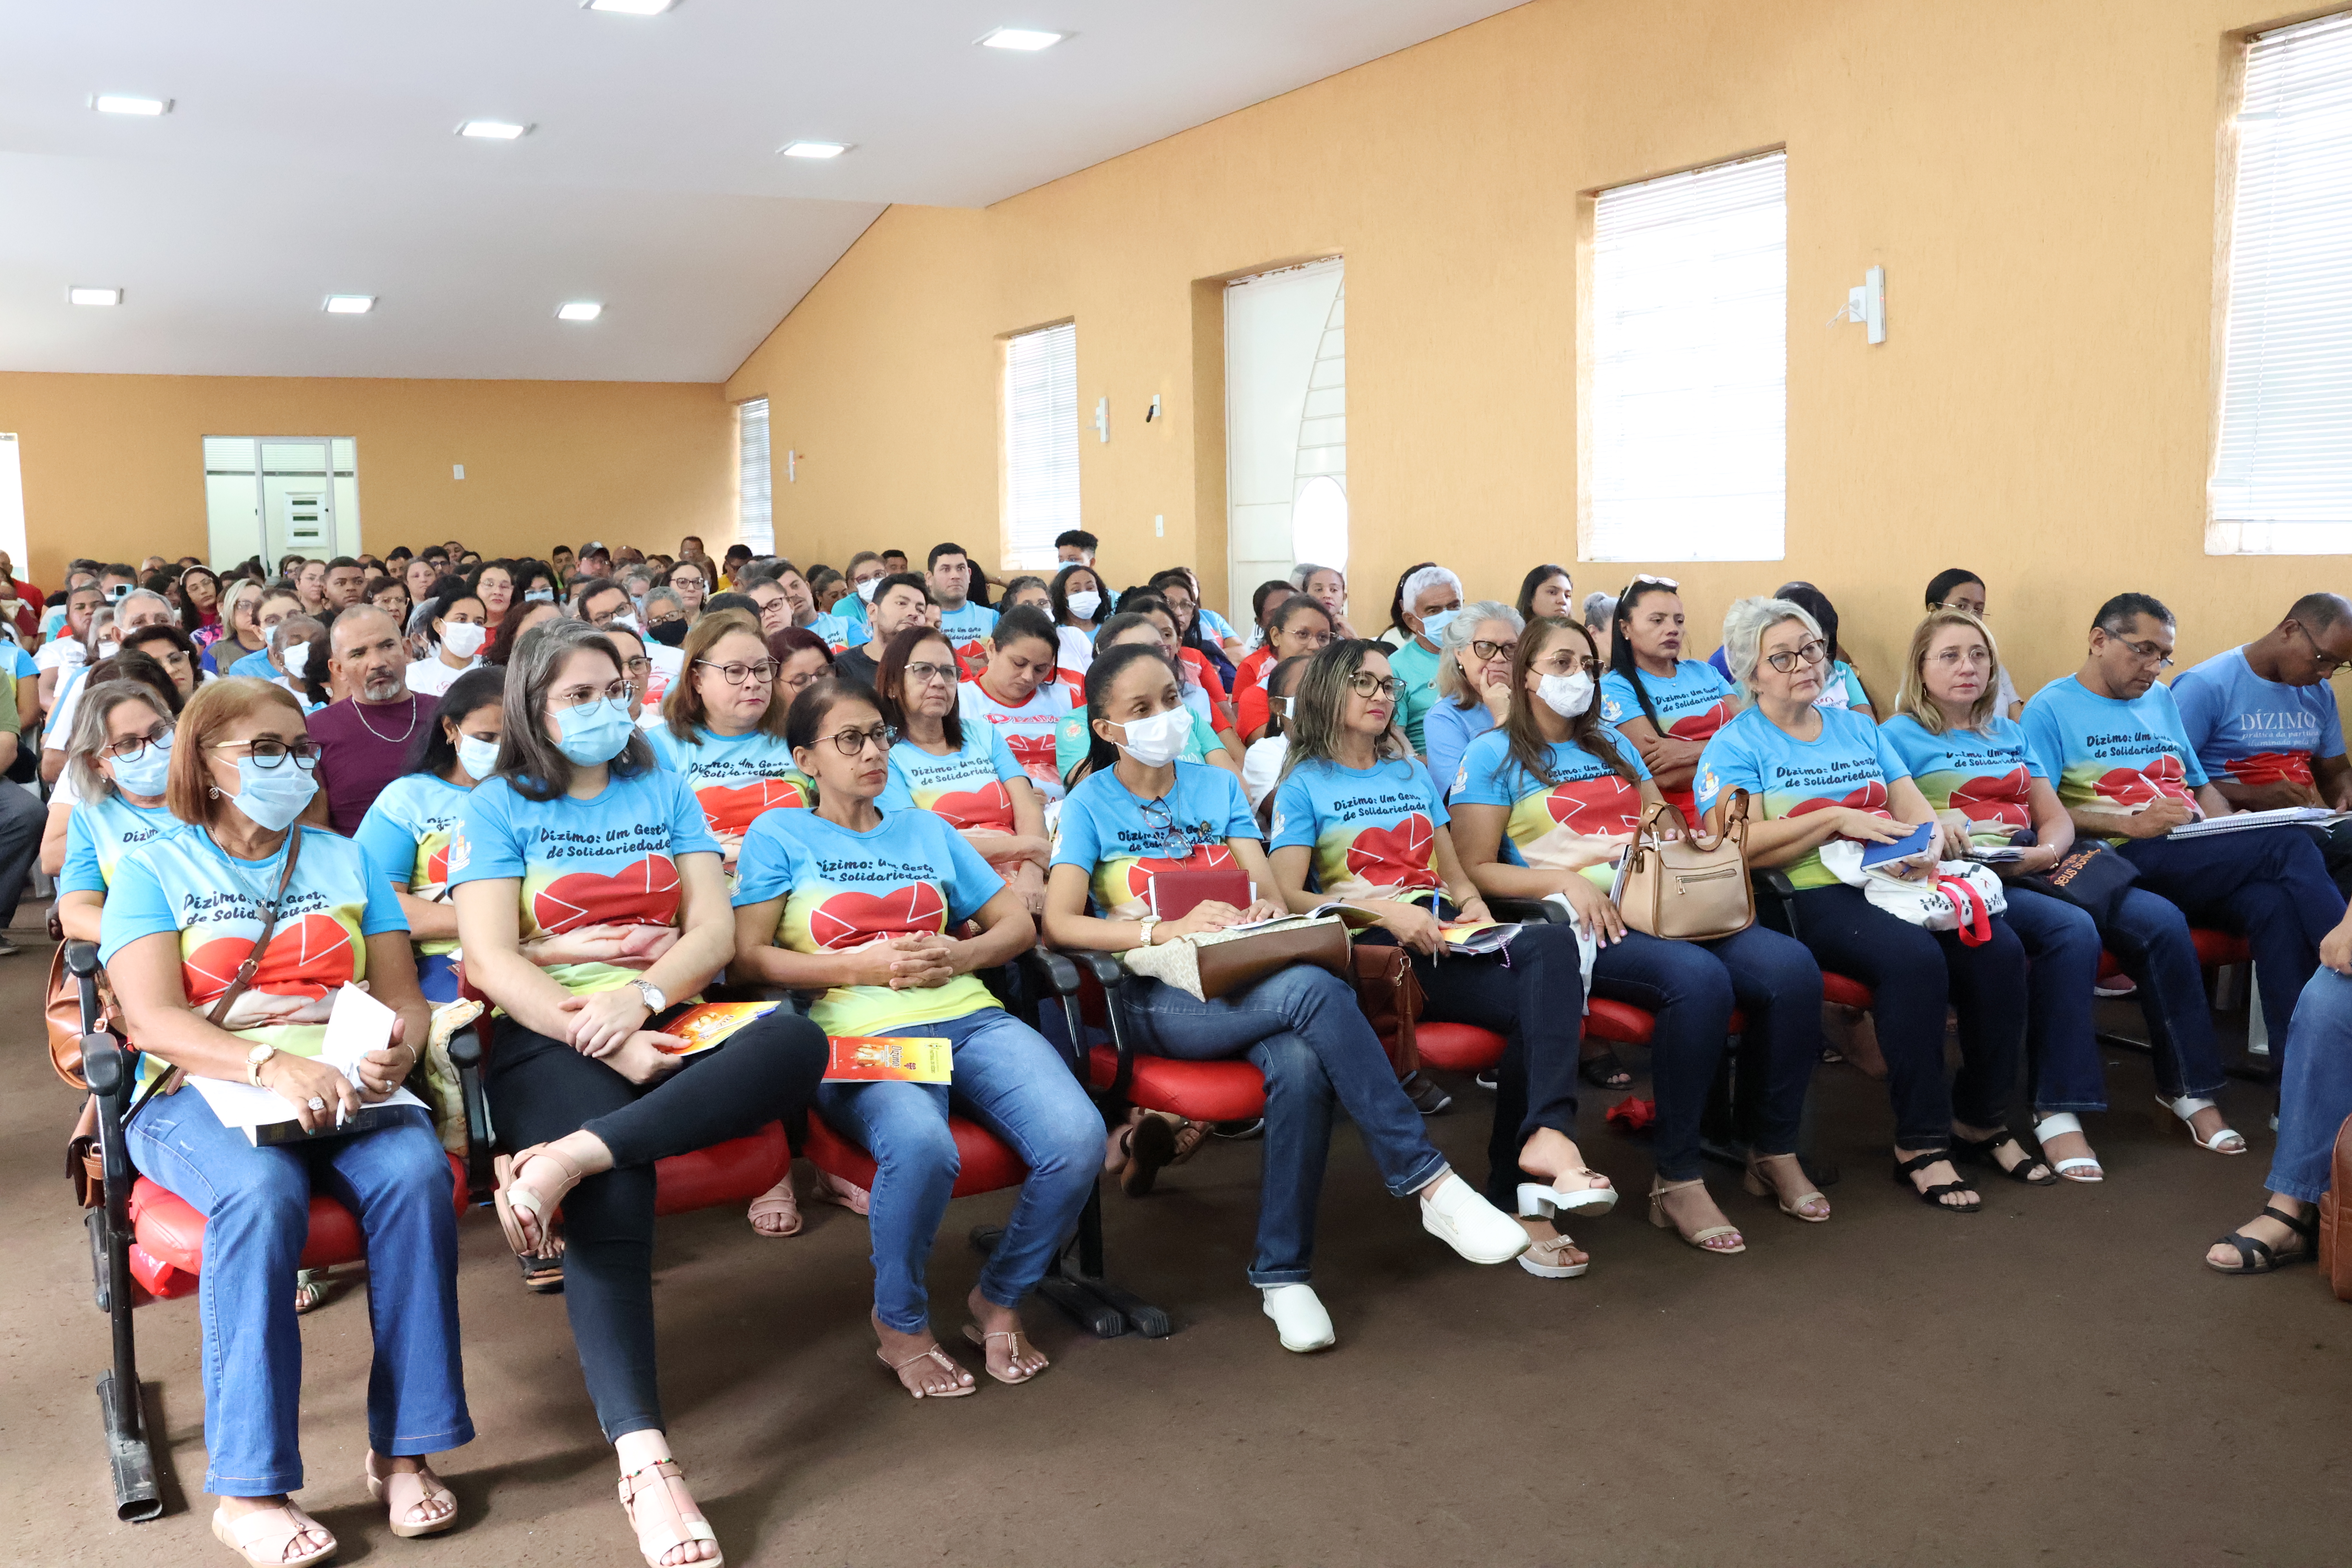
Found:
[1514,1171,1618,1219]
[618,1458,722,1568]
[2154,1094,2246,1154]
[211,1504,336,1567]
[2033,1113,2105,1181]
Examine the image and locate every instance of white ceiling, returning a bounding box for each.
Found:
[0,0,1526,382]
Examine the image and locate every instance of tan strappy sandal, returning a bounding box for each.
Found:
[365,1453,457,1539]
[877,1341,976,1399]
[745,1176,801,1236]
[1649,1177,1744,1254]
[493,1143,584,1261]
[1742,1152,1831,1222]
[211,1503,336,1567]
[618,1458,721,1568]
[962,1322,1049,1385]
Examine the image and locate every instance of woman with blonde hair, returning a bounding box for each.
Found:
[645,608,811,863]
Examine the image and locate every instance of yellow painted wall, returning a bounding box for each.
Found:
[0,372,735,584]
[726,0,2347,704]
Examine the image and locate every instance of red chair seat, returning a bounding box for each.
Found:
[652,1125,789,1217]
[1087,1046,1267,1121]
[1585,999,1654,1045]
[127,1152,469,1301]
[1416,1022,1506,1071]
[802,1111,1028,1198]
[2096,928,2251,982]
[1822,973,1875,1010]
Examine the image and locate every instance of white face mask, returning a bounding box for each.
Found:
[1536,670,1594,719]
[855,577,880,603]
[454,735,501,780]
[439,620,488,658]
[1108,705,1190,767]
[96,639,121,659]
[1065,590,1102,621]
[281,642,310,678]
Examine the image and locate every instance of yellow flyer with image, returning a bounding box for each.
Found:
[823,1036,954,1083]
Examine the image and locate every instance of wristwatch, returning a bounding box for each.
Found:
[245,1042,276,1086]
[1135,916,1161,950]
[629,979,667,1016]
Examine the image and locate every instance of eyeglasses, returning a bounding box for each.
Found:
[1469,640,1518,663]
[695,658,780,686]
[2296,624,2346,679]
[1138,795,1216,858]
[1289,628,1335,648]
[209,737,320,769]
[551,681,637,710]
[1347,672,1404,699]
[901,661,956,688]
[2113,637,2174,670]
[1763,639,1831,673]
[821,723,897,757]
[1927,645,1992,667]
[1937,600,1989,617]
[102,724,173,760]
[1628,573,1681,590]
[1534,652,1606,678]
[780,666,824,693]
[619,655,652,677]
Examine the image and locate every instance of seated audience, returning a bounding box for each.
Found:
[1053,528,1098,566]
[666,559,710,622]
[1421,599,1522,793]
[470,559,515,633]
[1924,569,2022,718]
[312,606,437,835]
[1699,597,2027,1214]
[1042,642,1531,1352]
[1599,576,1734,826]
[1517,564,1573,624]
[959,606,1072,802]
[103,677,466,1562]
[926,542,997,677]
[1386,564,1463,754]
[407,581,488,698]
[996,574,1052,616]
[875,624,1051,912]
[203,581,272,675]
[51,680,180,942]
[484,597,562,668]
[1582,592,1618,663]
[645,609,811,863]
[835,572,932,690]
[1149,568,1237,688]
[1241,655,1308,811]
[1124,590,1240,743]
[1777,582,1877,716]
[1053,612,1242,784]
[1049,563,1107,675]
[1235,577,1305,683]
[1236,594,1336,743]
[764,626,835,710]
[453,619,827,1568]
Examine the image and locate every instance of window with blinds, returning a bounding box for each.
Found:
[2209,11,2352,555]
[737,398,773,554]
[1003,321,1079,570]
[1584,151,1787,562]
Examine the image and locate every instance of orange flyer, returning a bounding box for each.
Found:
[823,1036,953,1083]
[650,1002,780,1056]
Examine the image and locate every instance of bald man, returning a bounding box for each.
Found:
[309,606,437,833]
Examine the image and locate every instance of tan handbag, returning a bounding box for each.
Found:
[1121,914,1352,1001]
[2321,1111,2352,1303]
[1615,789,1754,941]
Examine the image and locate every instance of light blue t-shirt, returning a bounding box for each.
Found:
[1599,661,1736,743]
[1695,705,1910,889]
[808,612,858,652]
[4,642,35,680]
[1877,713,2044,840]
[60,791,179,896]
[1270,755,1448,901]
[2171,646,2346,790]
[228,646,279,681]
[1813,660,1871,713]
[449,766,720,996]
[353,772,472,957]
[40,603,70,641]
[644,724,814,838]
[733,806,1004,1037]
[2020,675,2208,831]
[939,601,1000,675]
[1052,759,1259,916]
[1421,701,1497,806]
[878,725,1025,832]
[1452,728,1651,884]
[1200,608,1239,646]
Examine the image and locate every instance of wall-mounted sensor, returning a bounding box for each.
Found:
[1829,265,1886,344]
[1095,397,1110,443]
[1146,395,1162,423]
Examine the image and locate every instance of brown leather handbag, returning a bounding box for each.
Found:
[1121,914,1351,1000]
[48,942,123,1089]
[1350,943,1425,1079]
[1616,790,1754,941]
[2322,1111,2352,1303]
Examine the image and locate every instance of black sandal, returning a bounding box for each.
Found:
[2206,1205,2318,1275]
[1116,1113,1176,1198]
[1891,1150,1980,1213]
[1579,1051,1633,1090]
[1950,1131,2057,1187]
[517,1254,566,1294]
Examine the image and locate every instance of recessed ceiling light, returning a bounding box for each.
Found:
[92,94,172,116]
[457,120,532,140]
[581,0,677,12]
[556,301,603,321]
[68,287,123,307]
[976,27,1067,51]
[323,295,376,314]
[780,141,849,159]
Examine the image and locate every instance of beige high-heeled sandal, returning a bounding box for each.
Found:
[618,1458,722,1568]
[493,1143,586,1260]
[1649,1177,1744,1254]
[1742,1152,1831,1222]
[365,1453,458,1539]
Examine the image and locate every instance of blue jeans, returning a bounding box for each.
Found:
[1117,964,1447,1286]
[817,1009,1101,1333]
[2269,966,2352,1203]
[2094,885,2231,1101]
[1998,887,2109,1112]
[2120,828,2344,1063]
[126,1098,471,1497]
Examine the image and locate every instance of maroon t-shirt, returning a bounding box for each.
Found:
[310,693,438,835]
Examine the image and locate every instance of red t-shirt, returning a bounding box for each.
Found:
[1234,647,1274,692]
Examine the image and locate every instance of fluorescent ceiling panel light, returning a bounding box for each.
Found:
[68,287,123,306]
[780,140,848,159]
[323,295,376,314]
[457,120,531,140]
[582,0,677,12]
[93,94,171,115]
[976,27,1067,50]
[556,301,603,321]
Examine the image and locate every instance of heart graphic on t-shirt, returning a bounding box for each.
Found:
[1786,781,1890,818]
[1123,844,1236,900]
[1667,701,1730,741]
[953,640,990,680]
[1948,767,2033,828]
[2225,751,2314,788]
[1345,813,1441,888]
[1006,733,1058,775]
[1542,779,1643,837]
[700,777,811,835]
[183,913,359,1005]
[424,841,451,887]
[929,781,1014,831]
[2093,757,2188,808]
[534,856,680,934]
[809,883,948,949]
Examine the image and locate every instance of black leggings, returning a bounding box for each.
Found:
[487,1010,827,1441]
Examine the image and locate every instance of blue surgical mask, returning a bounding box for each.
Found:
[455,735,501,780]
[110,734,173,798]
[554,697,636,766]
[1418,608,1461,646]
[523,588,556,604]
[230,754,319,831]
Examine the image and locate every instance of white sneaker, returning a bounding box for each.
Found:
[1260,1284,1336,1352]
[1419,1173,1533,1265]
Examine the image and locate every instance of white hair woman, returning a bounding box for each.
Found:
[1383,563,1463,755]
[1423,599,1523,793]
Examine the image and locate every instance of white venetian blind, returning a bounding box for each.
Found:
[737,398,773,554]
[1003,321,1079,570]
[1586,151,1787,562]
[2209,11,2352,554]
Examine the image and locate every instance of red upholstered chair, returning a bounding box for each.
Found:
[125,1155,469,1301]
[2094,928,2270,1083]
[802,1111,1031,1199]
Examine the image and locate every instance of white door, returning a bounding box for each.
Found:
[205,437,361,566]
[1224,258,1346,631]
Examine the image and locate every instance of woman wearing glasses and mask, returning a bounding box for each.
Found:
[644,609,813,868]
[731,677,1099,1396]
[52,680,183,943]
[101,678,468,1564]
[1421,601,1524,799]
[1450,617,1829,1259]
[1042,642,1532,1354]
[454,620,826,1568]
[1698,597,2032,1216]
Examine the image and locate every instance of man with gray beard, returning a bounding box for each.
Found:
[309,606,436,833]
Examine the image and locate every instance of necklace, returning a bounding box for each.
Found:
[352,692,420,744]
